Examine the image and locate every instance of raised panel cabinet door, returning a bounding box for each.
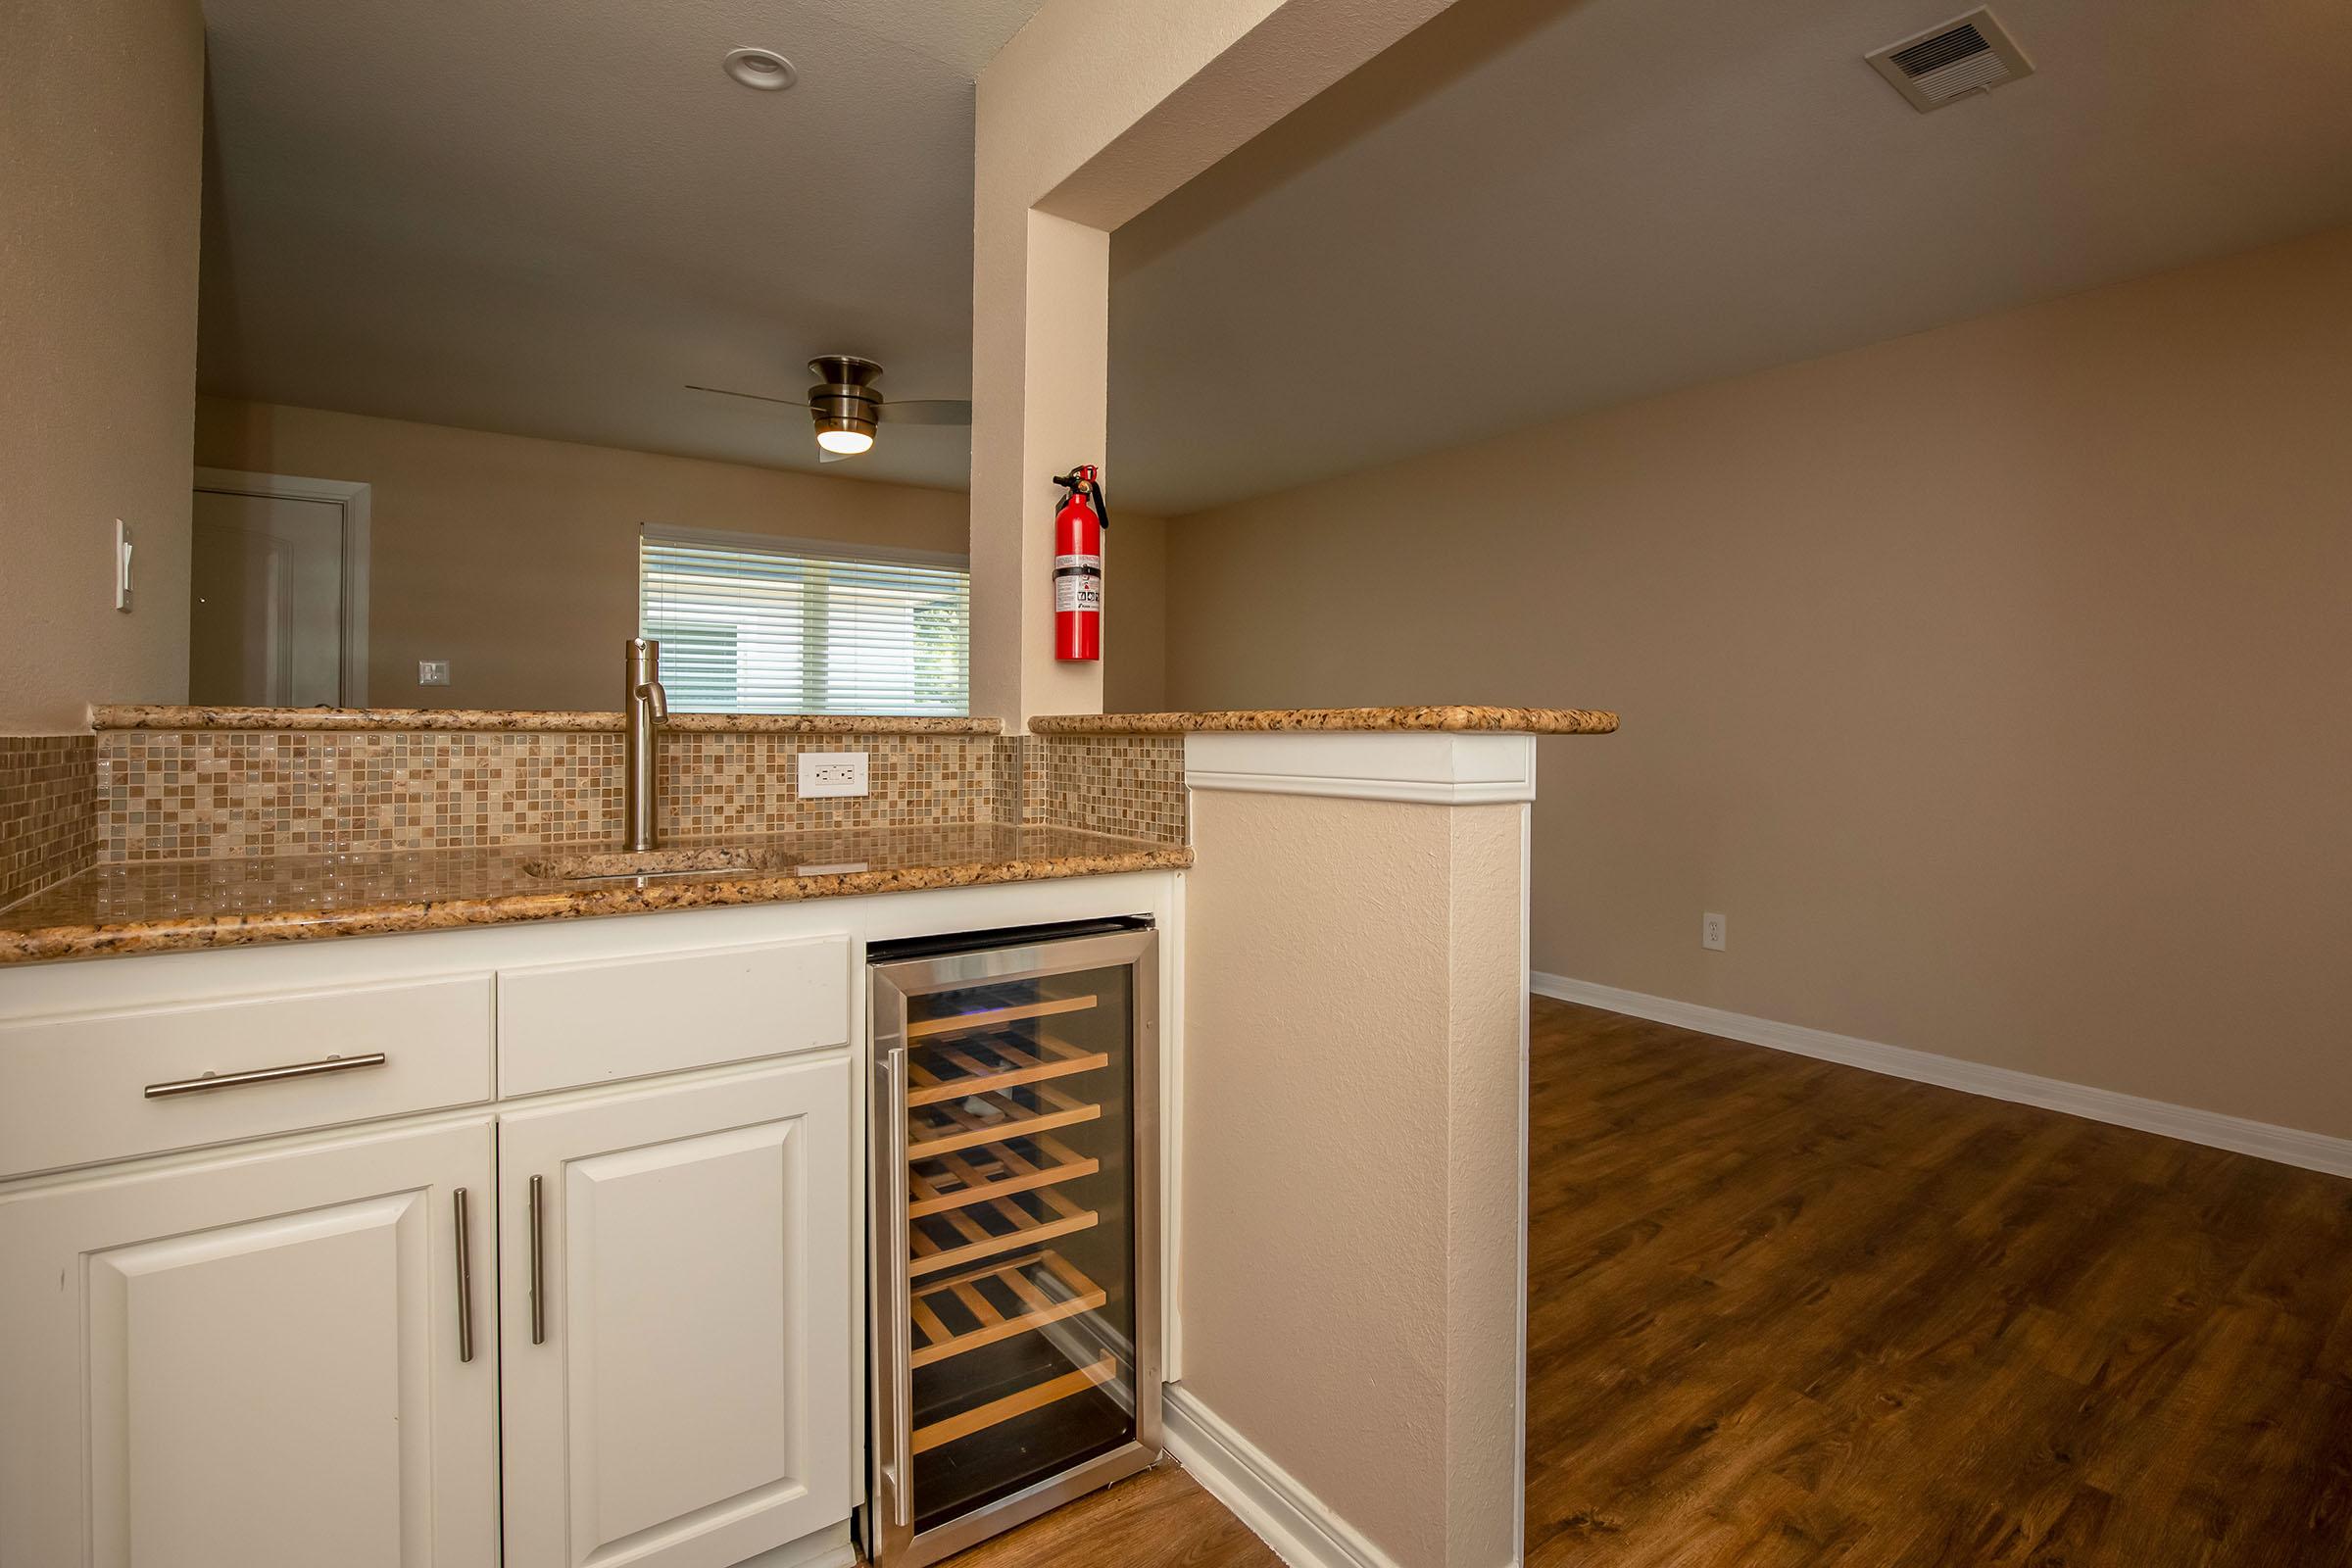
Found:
[0,1117,500,1568]
[499,1058,854,1568]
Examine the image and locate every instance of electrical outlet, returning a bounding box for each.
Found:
[417,660,451,686]
[1702,912,1727,952]
[114,520,135,612]
[798,751,869,798]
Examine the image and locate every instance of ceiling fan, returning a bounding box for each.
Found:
[688,356,972,463]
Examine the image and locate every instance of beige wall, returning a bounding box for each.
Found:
[0,0,204,734]
[968,0,1466,728]
[193,399,970,712]
[1180,789,1524,1566]
[1163,223,2352,1140]
[1103,510,1168,712]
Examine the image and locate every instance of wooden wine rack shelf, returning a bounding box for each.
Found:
[906,1032,1110,1106]
[906,1083,1100,1160]
[908,994,1099,1040]
[911,1351,1118,1454]
[908,1249,1109,1370]
[910,1186,1097,1278]
[894,978,1133,1483]
[908,1133,1101,1218]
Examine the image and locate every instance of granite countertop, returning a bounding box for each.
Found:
[0,825,1189,965]
[90,705,1004,734]
[1026,706,1619,735]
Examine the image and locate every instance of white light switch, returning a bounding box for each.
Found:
[114,519,133,612]
[417,660,451,686]
[797,751,869,798]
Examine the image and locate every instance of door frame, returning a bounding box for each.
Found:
[193,467,372,707]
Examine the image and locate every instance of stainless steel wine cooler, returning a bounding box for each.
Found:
[864,919,1162,1566]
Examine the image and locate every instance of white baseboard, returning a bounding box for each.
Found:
[1161,1386,1411,1568]
[1530,973,2352,1179]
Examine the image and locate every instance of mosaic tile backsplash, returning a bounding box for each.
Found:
[1016,734,1188,842]
[1,735,97,906]
[88,729,1187,862]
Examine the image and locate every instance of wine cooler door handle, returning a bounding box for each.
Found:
[877,1043,914,1530]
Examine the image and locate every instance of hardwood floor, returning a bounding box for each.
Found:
[1525,998,2352,1568]
[935,1462,1278,1567]
[954,997,2352,1565]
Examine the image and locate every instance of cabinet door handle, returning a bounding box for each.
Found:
[452,1187,475,1364]
[144,1052,388,1099]
[528,1173,548,1346]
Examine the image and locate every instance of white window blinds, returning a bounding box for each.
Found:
[638,526,970,715]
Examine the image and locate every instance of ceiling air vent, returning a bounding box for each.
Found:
[1867,9,2034,113]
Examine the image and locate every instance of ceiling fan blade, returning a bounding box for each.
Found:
[875,398,972,426]
[685,383,811,410]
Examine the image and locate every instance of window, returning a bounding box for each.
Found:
[637,525,969,715]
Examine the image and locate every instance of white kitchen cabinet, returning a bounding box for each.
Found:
[0,873,1179,1568]
[0,1117,500,1568]
[496,936,851,1097]
[0,973,496,1180]
[498,1058,854,1568]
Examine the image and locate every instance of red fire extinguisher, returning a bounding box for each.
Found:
[1053,466,1109,662]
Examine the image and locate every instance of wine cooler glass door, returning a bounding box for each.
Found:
[869,927,1159,1567]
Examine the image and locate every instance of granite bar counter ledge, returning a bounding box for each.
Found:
[91,705,1004,734]
[1025,705,1618,734]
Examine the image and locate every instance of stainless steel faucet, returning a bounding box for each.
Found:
[623,638,668,852]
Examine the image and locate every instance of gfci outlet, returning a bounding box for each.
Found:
[1702,912,1727,952]
[798,751,869,799]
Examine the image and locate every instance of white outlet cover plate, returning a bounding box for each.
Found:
[1702,912,1727,952]
[798,751,869,798]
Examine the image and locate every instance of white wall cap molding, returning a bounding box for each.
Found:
[1183,732,1536,805]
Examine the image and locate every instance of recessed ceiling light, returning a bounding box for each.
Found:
[722,47,798,91]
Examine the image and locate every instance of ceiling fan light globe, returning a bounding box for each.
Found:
[816,427,874,456]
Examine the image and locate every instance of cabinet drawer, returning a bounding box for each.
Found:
[0,975,495,1179]
[496,935,851,1097]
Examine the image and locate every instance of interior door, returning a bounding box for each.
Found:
[0,1118,500,1568]
[498,1058,854,1568]
[189,488,347,707]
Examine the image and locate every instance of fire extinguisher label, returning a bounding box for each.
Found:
[1054,555,1102,613]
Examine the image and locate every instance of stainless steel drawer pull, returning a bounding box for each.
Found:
[452,1187,475,1364]
[143,1053,389,1100]
[528,1173,548,1346]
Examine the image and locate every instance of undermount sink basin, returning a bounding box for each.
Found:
[524,848,766,881]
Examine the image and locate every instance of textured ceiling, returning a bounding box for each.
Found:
[1108,0,2352,514]
[196,0,1053,491]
